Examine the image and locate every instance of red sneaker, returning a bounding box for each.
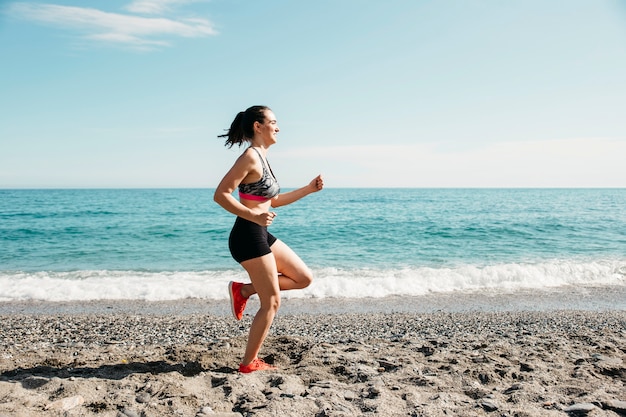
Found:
[239,358,277,373]
[228,281,248,321]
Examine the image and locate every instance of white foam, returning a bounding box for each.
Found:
[298,260,626,299]
[0,270,248,302]
[0,259,624,302]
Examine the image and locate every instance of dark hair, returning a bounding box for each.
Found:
[218,105,271,148]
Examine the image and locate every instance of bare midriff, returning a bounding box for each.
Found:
[239,196,272,213]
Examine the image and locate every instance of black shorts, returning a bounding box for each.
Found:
[228,216,277,263]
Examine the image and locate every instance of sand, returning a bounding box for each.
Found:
[0,297,625,417]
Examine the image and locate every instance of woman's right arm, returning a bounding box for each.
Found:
[213,152,275,226]
[214,153,254,219]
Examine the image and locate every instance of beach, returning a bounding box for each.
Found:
[1,295,625,417]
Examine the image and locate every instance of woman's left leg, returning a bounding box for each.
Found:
[272,239,313,290]
[239,239,312,298]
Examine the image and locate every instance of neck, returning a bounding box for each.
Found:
[250,141,270,153]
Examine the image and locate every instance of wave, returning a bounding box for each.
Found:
[0,259,624,302]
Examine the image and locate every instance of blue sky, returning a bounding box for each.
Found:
[1,0,625,188]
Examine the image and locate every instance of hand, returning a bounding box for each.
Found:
[309,174,324,193]
[255,211,277,226]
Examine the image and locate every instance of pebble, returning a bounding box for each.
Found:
[604,400,626,413]
[45,395,84,411]
[343,390,356,401]
[205,414,243,417]
[479,399,499,412]
[136,392,151,403]
[503,383,523,394]
[519,363,534,372]
[118,408,140,417]
[564,403,597,414]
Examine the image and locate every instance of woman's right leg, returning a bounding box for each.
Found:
[239,252,281,366]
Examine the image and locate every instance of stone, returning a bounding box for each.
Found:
[564,403,597,415]
[211,414,244,417]
[197,406,213,414]
[503,383,523,394]
[519,363,534,372]
[343,390,356,401]
[604,400,626,414]
[45,395,84,411]
[21,376,49,389]
[135,392,151,403]
[479,399,499,412]
[117,408,140,417]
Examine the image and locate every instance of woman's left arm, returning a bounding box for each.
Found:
[271,174,324,208]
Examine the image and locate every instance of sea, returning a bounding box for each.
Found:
[1,188,625,304]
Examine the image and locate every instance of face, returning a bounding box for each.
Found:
[255,110,279,145]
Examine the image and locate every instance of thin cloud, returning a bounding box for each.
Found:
[8,2,217,49]
[125,0,205,15]
[273,138,626,188]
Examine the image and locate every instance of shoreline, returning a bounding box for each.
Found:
[1,308,625,416]
[1,284,625,316]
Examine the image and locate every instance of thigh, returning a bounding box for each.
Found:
[270,239,311,280]
[241,253,280,302]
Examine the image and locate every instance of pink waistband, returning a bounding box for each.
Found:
[239,191,270,202]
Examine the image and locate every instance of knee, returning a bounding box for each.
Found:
[261,294,281,313]
[299,268,313,289]
[271,295,281,312]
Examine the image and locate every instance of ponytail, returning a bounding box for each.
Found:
[218,105,270,148]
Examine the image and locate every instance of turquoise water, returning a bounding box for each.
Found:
[1,188,625,301]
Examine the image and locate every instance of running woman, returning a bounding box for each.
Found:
[213,105,324,373]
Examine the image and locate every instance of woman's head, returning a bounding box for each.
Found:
[218,105,272,148]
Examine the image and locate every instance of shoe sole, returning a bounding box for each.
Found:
[228,281,239,320]
[239,364,277,373]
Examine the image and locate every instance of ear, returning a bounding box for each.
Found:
[253,120,262,133]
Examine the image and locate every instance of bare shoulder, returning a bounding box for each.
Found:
[240,147,256,159]
[235,147,258,167]
[232,148,262,180]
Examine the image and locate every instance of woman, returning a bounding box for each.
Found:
[214,105,324,373]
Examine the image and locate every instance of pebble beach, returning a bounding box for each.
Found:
[1,295,625,417]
